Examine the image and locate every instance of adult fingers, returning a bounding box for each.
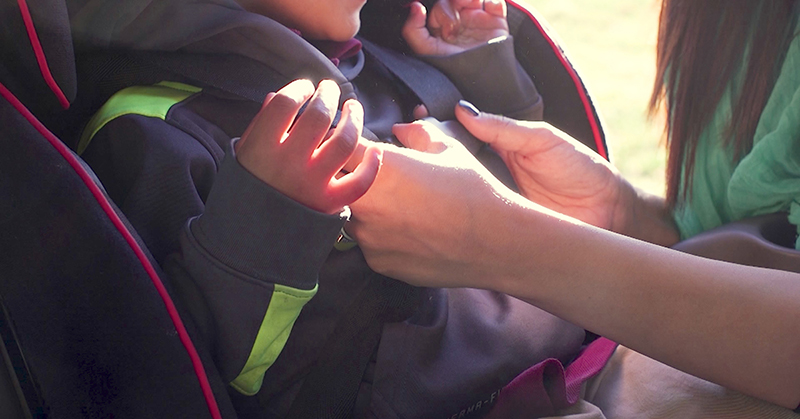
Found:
[284,79,340,159]
[237,79,314,162]
[328,146,383,211]
[313,99,363,178]
[454,100,538,153]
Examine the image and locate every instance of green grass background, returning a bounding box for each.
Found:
[518,0,666,196]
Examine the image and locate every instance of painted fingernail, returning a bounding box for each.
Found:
[458,100,480,117]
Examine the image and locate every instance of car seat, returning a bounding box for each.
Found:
[0,1,234,417]
[3,1,798,418]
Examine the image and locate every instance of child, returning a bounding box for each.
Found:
[71,0,588,416]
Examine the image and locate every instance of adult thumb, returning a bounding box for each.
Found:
[454,100,533,153]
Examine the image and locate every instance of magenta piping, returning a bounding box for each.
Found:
[507,0,609,161]
[0,81,222,419]
[16,0,71,109]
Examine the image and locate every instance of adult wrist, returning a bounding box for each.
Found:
[613,182,680,246]
[609,176,639,236]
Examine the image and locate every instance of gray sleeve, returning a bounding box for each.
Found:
[176,140,346,385]
[419,35,544,121]
[84,113,344,393]
[187,140,345,291]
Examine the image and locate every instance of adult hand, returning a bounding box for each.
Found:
[403,0,509,56]
[347,120,524,287]
[455,102,633,231]
[236,79,382,214]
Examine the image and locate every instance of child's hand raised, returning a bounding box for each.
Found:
[236,79,382,214]
[403,0,509,56]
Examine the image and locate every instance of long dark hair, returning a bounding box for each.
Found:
[650,0,797,208]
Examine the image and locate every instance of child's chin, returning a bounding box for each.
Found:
[330,23,361,42]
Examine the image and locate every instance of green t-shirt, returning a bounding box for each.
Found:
[673,21,800,248]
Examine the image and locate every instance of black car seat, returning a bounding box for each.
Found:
[4,1,797,418]
[0,1,235,417]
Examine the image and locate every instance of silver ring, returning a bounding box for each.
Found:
[335,224,358,251]
[338,226,355,243]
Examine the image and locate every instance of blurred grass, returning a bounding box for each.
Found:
[517,0,666,196]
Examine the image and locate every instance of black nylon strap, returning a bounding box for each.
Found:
[359,38,463,121]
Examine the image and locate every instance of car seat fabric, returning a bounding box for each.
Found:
[506,0,608,160]
[0,0,231,417]
[0,0,75,115]
[0,81,227,418]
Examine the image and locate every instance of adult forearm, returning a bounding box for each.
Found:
[350,136,800,407]
[491,198,800,408]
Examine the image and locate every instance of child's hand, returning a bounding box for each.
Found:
[235,79,382,214]
[403,0,509,56]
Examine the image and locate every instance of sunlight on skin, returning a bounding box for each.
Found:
[518,0,665,196]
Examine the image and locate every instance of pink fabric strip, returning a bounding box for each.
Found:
[0,81,222,419]
[16,0,71,109]
[507,0,608,161]
[314,38,363,67]
[485,337,618,418]
[563,337,618,398]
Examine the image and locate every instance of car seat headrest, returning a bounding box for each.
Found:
[0,0,76,114]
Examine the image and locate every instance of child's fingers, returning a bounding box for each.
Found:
[482,0,506,18]
[452,0,505,16]
[402,2,438,55]
[343,137,372,173]
[392,121,450,154]
[284,79,340,159]
[238,80,314,159]
[412,104,430,120]
[238,92,277,149]
[328,146,383,209]
[428,1,457,41]
[313,99,363,178]
[436,0,458,26]
[261,91,277,109]
[451,0,483,11]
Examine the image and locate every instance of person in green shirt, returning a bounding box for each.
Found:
[344,0,800,416]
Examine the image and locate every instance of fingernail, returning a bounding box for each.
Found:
[458,100,480,117]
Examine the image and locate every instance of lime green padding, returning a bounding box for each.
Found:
[77,81,202,154]
[230,283,318,396]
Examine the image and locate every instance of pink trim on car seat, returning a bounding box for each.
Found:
[507,0,608,161]
[0,81,222,419]
[16,0,71,110]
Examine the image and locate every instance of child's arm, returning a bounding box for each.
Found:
[82,78,380,398]
[172,79,381,395]
[236,79,381,214]
[403,0,543,121]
